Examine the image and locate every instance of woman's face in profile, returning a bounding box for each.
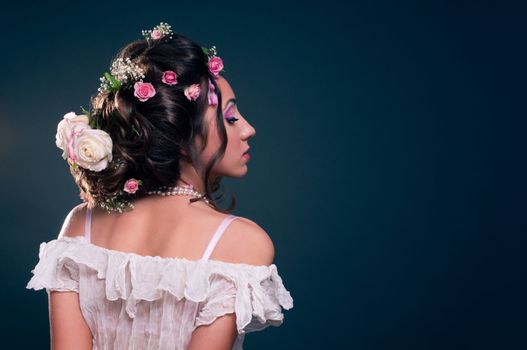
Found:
[201,76,256,178]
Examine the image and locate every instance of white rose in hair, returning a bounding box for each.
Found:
[64,112,90,123]
[55,112,90,159]
[71,128,113,172]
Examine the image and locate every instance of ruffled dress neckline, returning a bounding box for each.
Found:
[27,234,294,329]
[62,235,276,270]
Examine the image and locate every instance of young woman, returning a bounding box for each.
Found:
[26,22,293,350]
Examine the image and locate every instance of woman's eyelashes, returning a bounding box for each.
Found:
[224,105,239,124]
[226,116,239,124]
[223,104,238,124]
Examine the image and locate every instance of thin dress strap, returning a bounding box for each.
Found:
[84,206,92,243]
[201,215,239,261]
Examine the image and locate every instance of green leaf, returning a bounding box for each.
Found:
[80,105,98,128]
[202,47,209,55]
[131,125,140,137]
[80,105,91,117]
[104,72,121,92]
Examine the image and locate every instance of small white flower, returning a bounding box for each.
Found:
[98,57,146,95]
[141,22,173,41]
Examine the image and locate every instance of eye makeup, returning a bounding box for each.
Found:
[223,100,235,113]
[222,98,236,113]
[223,100,238,124]
[224,104,235,116]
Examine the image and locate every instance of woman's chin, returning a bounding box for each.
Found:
[227,166,249,178]
[214,163,249,178]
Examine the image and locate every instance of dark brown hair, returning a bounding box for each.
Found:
[72,33,235,213]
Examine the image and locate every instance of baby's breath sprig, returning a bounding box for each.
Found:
[98,57,146,95]
[142,22,173,41]
[202,45,218,58]
[97,191,135,214]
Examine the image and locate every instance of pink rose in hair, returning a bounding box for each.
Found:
[162,70,178,85]
[184,83,201,101]
[208,56,224,77]
[134,82,156,102]
[124,178,141,194]
[208,78,218,106]
[151,29,163,40]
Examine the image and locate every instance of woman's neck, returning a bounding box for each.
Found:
[176,161,209,194]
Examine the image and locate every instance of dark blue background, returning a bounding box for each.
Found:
[2,1,526,349]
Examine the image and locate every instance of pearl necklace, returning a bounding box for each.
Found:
[144,185,211,204]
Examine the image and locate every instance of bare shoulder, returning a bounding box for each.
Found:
[57,202,89,239]
[214,215,275,266]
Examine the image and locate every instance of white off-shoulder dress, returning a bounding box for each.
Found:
[26,208,294,350]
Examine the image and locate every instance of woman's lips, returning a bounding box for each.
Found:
[243,147,250,160]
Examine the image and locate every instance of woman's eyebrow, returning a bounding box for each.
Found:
[223,98,236,112]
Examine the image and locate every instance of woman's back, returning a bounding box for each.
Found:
[73,195,273,265]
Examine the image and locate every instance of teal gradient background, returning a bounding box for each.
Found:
[2,1,526,349]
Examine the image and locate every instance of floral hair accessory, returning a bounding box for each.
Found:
[142,22,173,41]
[203,46,225,78]
[56,112,113,172]
[161,70,178,85]
[184,83,201,101]
[98,57,146,95]
[207,78,218,106]
[208,56,224,78]
[124,178,143,194]
[62,22,229,213]
[134,81,156,102]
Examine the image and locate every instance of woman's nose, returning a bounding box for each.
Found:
[242,121,256,140]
